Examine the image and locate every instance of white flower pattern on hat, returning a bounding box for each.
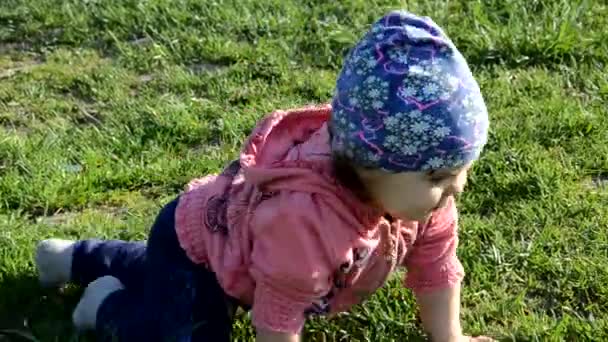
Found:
[330,10,489,172]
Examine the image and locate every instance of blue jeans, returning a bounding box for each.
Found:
[70,198,239,341]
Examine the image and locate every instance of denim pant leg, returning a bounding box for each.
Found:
[70,238,147,289]
[71,198,237,341]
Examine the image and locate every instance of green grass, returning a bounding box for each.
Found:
[1,0,607,340]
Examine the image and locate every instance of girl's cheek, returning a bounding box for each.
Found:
[430,187,445,204]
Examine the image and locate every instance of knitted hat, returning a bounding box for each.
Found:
[330,10,489,172]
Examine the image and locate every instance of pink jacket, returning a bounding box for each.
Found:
[175,105,464,334]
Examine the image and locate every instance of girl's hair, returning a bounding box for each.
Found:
[328,122,374,205]
[331,153,373,204]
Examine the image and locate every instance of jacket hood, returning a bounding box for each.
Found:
[238,104,384,229]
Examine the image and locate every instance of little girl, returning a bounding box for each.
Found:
[35,10,494,342]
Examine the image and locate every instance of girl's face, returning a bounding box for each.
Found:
[357,162,472,222]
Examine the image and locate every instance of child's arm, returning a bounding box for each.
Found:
[402,198,471,341]
[248,192,338,341]
[417,286,495,341]
[416,284,463,341]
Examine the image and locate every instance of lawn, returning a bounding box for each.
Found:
[0,0,607,341]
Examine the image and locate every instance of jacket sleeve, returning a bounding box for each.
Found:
[248,191,337,334]
[402,197,465,294]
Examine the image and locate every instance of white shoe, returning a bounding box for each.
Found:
[72,275,124,331]
[35,239,75,287]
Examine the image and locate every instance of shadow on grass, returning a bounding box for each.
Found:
[0,272,93,342]
[0,273,516,341]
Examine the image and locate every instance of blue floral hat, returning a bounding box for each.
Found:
[330,10,489,172]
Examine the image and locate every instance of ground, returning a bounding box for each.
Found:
[0,0,607,341]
